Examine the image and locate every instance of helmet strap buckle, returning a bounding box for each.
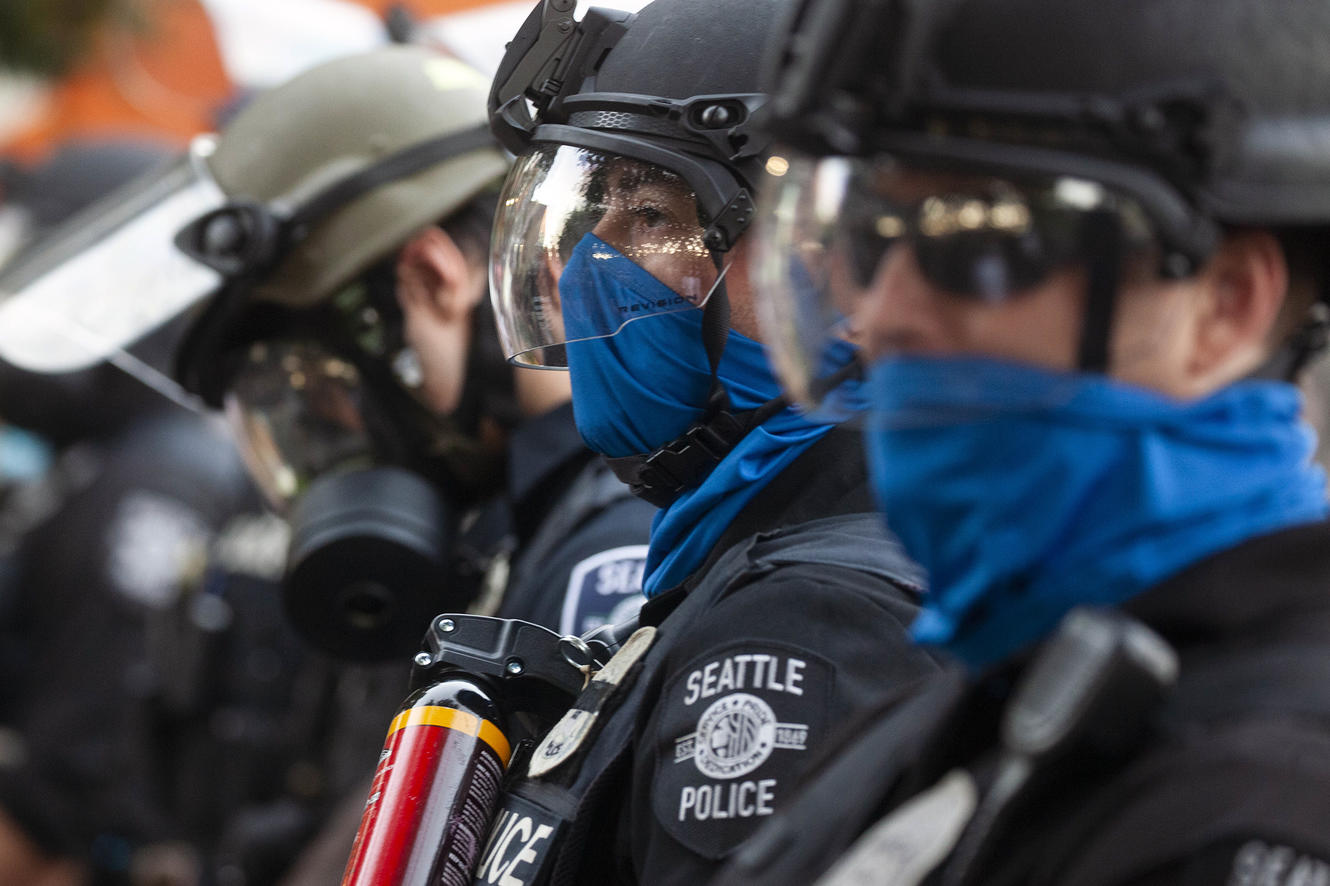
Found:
[604,409,753,508]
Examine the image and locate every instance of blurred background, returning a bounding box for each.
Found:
[1,0,538,162]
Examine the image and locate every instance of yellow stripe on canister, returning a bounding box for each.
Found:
[387,705,511,764]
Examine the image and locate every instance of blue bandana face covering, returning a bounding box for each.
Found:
[560,233,839,595]
[561,233,726,458]
[864,356,1330,670]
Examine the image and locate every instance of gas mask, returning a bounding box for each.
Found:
[207,264,509,662]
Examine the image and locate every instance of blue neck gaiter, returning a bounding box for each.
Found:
[561,234,838,596]
[864,356,1329,670]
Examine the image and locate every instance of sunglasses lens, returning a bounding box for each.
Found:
[916,229,1051,301]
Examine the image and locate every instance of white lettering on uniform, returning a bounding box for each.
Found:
[702,662,719,699]
[476,812,555,886]
[559,545,649,635]
[678,779,778,821]
[685,671,701,706]
[785,658,805,695]
[477,811,518,881]
[596,557,646,596]
[682,654,809,705]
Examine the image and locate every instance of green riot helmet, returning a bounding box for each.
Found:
[752,0,1330,407]
[183,46,513,661]
[488,0,799,507]
[0,45,507,376]
[0,45,512,503]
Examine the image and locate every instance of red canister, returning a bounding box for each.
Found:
[341,676,511,886]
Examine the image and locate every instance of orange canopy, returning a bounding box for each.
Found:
[2,0,515,163]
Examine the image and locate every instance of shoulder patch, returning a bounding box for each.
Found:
[651,640,835,859]
[106,491,209,608]
[559,544,648,636]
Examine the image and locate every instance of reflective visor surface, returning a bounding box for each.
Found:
[490,144,719,367]
[0,136,226,373]
[223,338,376,512]
[753,153,1162,407]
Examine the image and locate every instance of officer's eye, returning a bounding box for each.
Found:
[630,204,669,227]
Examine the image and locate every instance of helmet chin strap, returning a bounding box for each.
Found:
[603,252,789,508]
[1076,209,1124,374]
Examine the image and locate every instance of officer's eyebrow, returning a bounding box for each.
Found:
[611,162,686,196]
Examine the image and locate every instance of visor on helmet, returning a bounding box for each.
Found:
[490,144,728,367]
[0,136,226,374]
[755,153,1167,408]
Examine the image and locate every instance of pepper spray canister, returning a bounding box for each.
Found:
[341,673,510,886]
[339,614,598,886]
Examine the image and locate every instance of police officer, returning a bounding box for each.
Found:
[157,44,656,878]
[717,1,1330,883]
[475,0,936,881]
[0,45,657,658]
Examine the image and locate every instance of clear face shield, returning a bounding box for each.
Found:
[0,136,226,390]
[754,153,1167,418]
[490,143,727,367]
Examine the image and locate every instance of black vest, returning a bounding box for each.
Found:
[472,508,919,886]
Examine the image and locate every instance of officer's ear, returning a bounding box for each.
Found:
[396,226,484,415]
[1186,229,1288,388]
[396,225,485,325]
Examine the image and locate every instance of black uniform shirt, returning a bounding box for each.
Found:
[495,402,656,635]
[966,522,1330,886]
[1063,520,1330,886]
[719,520,1330,886]
[618,430,939,885]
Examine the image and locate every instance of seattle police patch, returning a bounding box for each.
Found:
[559,544,648,636]
[652,641,834,859]
[691,693,778,778]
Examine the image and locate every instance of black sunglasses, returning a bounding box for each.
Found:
[841,184,1153,301]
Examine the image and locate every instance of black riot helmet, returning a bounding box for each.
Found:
[488,0,798,507]
[753,0,1330,403]
[489,0,778,253]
